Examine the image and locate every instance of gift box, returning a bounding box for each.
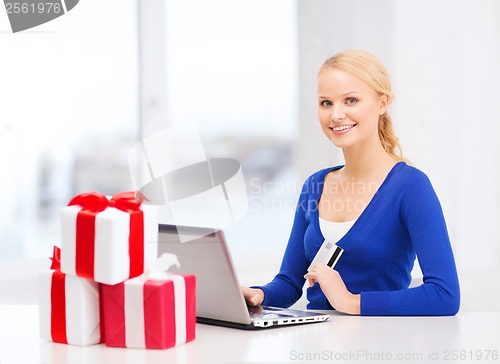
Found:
[60,191,158,285]
[39,247,104,346]
[101,254,196,349]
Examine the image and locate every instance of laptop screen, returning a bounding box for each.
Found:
[157,224,252,324]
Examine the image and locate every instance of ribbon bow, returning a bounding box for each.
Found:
[144,253,181,281]
[68,191,143,213]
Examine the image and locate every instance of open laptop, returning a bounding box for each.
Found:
[157,224,330,330]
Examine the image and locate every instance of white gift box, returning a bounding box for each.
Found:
[38,269,103,346]
[60,192,158,285]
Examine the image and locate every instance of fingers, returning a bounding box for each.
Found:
[304,263,339,287]
[304,271,317,287]
[309,262,330,273]
[304,262,327,280]
[242,287,264,306]
[304,274,316,287]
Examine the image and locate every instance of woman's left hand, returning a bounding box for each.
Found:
[304,263,360,315]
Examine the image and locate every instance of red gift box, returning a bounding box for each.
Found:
[101,271,196,349]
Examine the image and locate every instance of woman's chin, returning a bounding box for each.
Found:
[328,137,353,149]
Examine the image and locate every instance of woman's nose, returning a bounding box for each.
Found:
[331,105,346,122]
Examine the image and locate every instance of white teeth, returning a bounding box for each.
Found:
[332,124,355,131]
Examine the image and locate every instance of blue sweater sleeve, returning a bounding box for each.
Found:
[252,180,311,308]
[361,170,461,316]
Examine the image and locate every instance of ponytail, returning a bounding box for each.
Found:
[378,112,404,161]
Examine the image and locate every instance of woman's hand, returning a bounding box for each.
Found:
[304,263,360,315]
[242,287,265,306]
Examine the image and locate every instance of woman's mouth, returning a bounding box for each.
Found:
[330,124,357,134]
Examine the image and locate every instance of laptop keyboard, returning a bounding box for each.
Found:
[248,306,298,319]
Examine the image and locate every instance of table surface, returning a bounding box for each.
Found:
[1,305,499,364]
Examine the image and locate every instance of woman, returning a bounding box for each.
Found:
[242,50,460,316]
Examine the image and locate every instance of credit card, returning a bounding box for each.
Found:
[307,241,344,272]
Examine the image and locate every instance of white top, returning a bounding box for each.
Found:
[319,216,357,243]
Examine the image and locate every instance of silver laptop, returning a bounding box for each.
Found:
[157,224,330,330]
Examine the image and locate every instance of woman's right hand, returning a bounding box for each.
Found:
[242,287,264,306]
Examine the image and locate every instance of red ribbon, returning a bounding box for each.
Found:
[47,246,66,343]
[50,246,61,270]
[68,191,145,280]
[50,272,68,344]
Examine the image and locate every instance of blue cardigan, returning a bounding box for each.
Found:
[255,162,460,316]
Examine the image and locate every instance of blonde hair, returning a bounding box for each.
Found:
[319,50,404,161]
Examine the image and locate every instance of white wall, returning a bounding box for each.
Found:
[296,0,500,311]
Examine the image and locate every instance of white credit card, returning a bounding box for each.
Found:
[307,241,344,272]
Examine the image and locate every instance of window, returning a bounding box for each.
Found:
[0,0,139,261]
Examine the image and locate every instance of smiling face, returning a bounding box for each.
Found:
[317,67,389,150]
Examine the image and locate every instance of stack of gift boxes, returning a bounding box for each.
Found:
[38,191,196,349]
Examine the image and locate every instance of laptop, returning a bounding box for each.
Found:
[157,224,330,330]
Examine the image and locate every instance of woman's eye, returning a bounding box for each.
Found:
[346,97,358,105]
[320,100,332,107]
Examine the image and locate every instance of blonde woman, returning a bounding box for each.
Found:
[243,50,460,316]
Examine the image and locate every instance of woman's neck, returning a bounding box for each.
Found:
[341,138,397,180]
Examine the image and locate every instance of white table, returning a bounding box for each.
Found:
[0,305,499,364]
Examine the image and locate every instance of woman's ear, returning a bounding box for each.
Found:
[379,94,389,115]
